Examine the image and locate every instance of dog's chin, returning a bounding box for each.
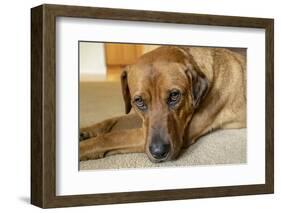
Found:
[146,153,172,163]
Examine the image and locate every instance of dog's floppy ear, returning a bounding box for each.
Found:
[187,69,209,108]
[120,68,132,114]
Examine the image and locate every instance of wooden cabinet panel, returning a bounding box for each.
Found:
[105,43,144,81]
[105,44,143,66]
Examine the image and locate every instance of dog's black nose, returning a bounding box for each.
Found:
[149,143,170,159]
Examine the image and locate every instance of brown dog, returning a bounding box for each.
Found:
[80,46,246,163]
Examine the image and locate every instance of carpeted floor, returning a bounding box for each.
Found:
[79,81,246,170]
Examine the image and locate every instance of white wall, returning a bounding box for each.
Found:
[79,42,106,77]
[143,45,160,54]
[1,0,280,212]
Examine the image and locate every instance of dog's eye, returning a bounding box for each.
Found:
[134,96,147,111]
[167,90,181,107]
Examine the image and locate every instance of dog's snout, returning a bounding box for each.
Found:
[149,134,170,160]
[149,143,170,159]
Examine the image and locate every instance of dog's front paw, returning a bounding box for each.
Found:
[79,152,105,161]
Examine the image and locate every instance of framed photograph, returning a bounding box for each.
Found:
[31,4,274,208]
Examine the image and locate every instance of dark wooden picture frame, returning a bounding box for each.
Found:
[31,4,274,208]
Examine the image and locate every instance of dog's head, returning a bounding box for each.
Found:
[121,46,209,162]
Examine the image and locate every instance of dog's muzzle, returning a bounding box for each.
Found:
[148,133,171,161]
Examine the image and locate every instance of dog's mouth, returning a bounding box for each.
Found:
[147,154,171,163]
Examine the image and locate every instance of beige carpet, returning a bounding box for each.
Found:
[79,81,246,170]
